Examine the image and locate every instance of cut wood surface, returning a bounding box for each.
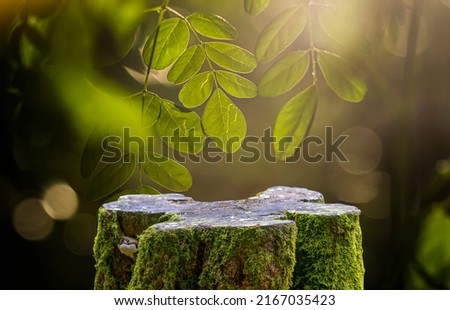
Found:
[94,186,364,289]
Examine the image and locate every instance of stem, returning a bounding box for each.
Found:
[139,0,169,186]
[307,0,318,85]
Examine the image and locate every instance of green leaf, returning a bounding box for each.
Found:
[258,50,310,97]
[205,42,257,73]
[244,0,271,15]
[156,100,205,154]
[80,127,105,178]
[142,18,189,69]
[188,13,237,40]
[274,85,317,160]
[142,153,192,192]
[87,153,136,201]
[202,89,246,153]
[317,52,367,103]
[167,45,205,84]
[317,7,371,54]
[137,185,160,194]
[216,70,257,98]
[136,92,161,127]
[179,71,214,108]
[255,7,307,63]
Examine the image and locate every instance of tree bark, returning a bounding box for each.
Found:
[94,186,364,289]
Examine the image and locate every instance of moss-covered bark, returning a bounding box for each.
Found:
[93,187,364,290]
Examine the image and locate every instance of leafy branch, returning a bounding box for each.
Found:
[253,0,368,159]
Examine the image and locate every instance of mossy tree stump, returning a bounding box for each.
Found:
[94,187,364,290]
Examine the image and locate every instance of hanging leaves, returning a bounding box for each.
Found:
[202,89,247,153]
[142,18,189,69]
[317,52,367,103]
[274,85,318,160]
[255,6,307,63]
[188,13,238,40]
[258,50,310,97]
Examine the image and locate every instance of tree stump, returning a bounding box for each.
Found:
[94,186,364,290]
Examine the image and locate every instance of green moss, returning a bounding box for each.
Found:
[94,208,132,289]
[128,222,297,289]
[285,212,364,289]
[94,208,186,289]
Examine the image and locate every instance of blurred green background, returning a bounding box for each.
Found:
[1,0,450,289]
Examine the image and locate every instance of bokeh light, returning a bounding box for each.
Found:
[338,127,382,175]
[328,168,381,204]
[42,182,79,220]
[13,198,54,241]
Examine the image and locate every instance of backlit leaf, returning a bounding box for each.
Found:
[142,153,192,192]
[255,7,307,63]
[274,85,317,159]
[142,18,189,69]
[205,42,257,73]
[244,0,271,15]
[179,71,214,108]
[216,70,257,98]
[167,45,205,84]
[87,153,136,201]
[317,51,367,103]
[202,89,246,153]
[156,100,205,154]
[317,6,371,54]
[188,13,237,40]
[258,50,310,97]
[137,92,161,127]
